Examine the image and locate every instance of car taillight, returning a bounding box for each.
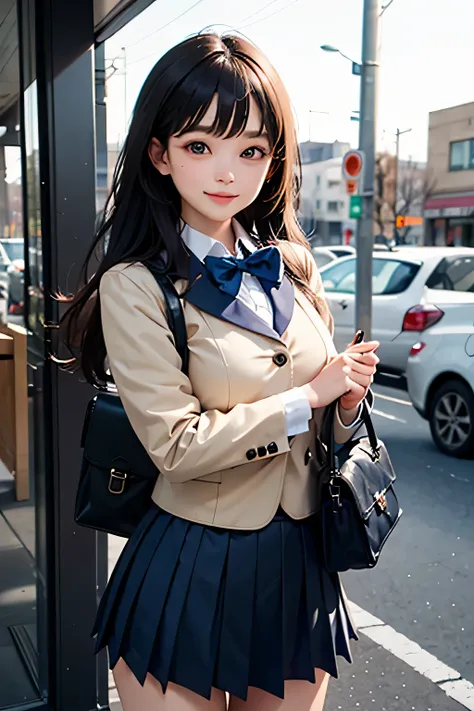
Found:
[409,341,426,356]
[402,304,444,332]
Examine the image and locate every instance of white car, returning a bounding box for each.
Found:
[407,320,474,459]
[311,247,338,270]
[319,247,474,374]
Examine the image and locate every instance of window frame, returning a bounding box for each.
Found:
[449,138,474,172]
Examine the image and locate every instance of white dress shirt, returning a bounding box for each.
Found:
[181,220,361,436]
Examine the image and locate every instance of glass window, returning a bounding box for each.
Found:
[316,199,321,210]
[322,258,419,295]
[327,200,339,212]
[449,139,474,171]
[426,256,474,292]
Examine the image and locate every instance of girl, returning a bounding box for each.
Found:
[63,33,379,711]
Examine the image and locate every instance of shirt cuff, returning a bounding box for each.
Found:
[281,387,312,437]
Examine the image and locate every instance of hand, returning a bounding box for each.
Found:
[302,345,378,409]
[340,341,380,411]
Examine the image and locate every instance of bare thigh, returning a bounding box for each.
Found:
[113,657,227,711]
[228,669,329,711]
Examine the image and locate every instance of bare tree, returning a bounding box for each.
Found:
[373,153,396,242]
[395,160,437,243]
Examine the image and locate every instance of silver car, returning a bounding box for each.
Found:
[407,314,474,459]
[319,247,474,374]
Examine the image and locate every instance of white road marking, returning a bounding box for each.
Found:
[375,392,412,407]
[372,408,407,424]
[349,600,474,710]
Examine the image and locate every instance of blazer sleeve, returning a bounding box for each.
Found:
[300,246,373,445]
[99,266,291,484]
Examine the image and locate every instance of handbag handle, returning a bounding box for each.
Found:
[322,398,379,475]
[145,263,189,376]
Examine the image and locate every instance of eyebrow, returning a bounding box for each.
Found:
[186,125,269,140]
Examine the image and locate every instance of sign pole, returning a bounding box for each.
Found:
[355,0,380,341]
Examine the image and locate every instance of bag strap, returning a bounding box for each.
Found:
[144,263,189,376]
[321,398,379,474]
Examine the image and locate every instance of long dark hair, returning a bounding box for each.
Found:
[60,32,326,386]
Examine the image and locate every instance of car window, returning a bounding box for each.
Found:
[320,258,356,292]
[0,241,23,262]
[322,258,419,295]
[312,251,336,269]
[426,256,474,292]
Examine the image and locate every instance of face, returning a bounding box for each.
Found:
[148,96,273,232]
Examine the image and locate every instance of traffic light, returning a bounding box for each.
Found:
[342,150,364,195]
[396,215,405,229]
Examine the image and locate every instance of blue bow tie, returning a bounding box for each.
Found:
[204,245,282,298]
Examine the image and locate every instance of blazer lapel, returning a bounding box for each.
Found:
[270,276,294,336]
[184,251,290,343]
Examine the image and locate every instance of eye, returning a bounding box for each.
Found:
[185,141,209,155]
[241,146,267,160]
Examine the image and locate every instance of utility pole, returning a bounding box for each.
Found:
[393,127,412,243]
[355,0,381,340]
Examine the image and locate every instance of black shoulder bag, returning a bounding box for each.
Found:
[74,266,189,538]
[317,399,403,572]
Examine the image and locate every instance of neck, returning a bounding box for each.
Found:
[181,213,236,254]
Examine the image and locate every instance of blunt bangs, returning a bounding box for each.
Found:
[155,49,281,148]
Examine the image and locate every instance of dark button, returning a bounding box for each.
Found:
[246,448,257,461]
[257,446,267,458]
[267,441,279,455]
[304,447,312,465]
[273,352,288,367]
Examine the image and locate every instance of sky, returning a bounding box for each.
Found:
[103,0,474,164]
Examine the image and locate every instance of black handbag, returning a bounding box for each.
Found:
[317,399,403,573]
[74,266,189,538]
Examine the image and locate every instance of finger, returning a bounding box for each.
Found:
[347,352,380,369]
[345,341,380,354]
[343,354,377,376]
[347,370,374,388]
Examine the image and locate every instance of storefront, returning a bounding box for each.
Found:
[424,194,474,247]
[0,2,155,710]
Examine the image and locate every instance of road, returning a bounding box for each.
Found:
[326,383,474,711]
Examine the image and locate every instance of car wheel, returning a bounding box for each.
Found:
[429,380,474,459]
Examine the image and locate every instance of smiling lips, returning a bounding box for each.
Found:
[204,191,240,205]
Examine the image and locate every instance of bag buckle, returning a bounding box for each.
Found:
[329,484,341,513]
[109,468,127,495]
[374,490,388,513]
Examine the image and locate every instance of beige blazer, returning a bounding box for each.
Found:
[99,243,362,530]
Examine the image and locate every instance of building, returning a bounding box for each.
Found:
[424,102,474,246]
[299,155,356,245]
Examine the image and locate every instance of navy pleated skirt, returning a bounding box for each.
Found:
[92,504,357,701]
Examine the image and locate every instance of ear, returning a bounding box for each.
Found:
[148,137,171,175]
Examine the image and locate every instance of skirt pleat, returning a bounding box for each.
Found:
[93,505,357,702]
[214,530,258,699]
[148,525,205,687]
[124,516,192,684]
[93,505,160,647]
[247,521,284,698]
[107,511,173,667]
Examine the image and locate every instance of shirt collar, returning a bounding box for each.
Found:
[181,219,258,263]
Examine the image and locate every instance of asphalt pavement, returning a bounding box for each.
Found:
[326,382,474,711]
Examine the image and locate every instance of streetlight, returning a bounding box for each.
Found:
[321,0,381,340]
[320,45,362,76]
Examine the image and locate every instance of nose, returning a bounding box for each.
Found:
[215,169,235,185]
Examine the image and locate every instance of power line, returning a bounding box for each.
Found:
[126,0,206,50]
[240,0,301,29]
[239,0,281,25]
